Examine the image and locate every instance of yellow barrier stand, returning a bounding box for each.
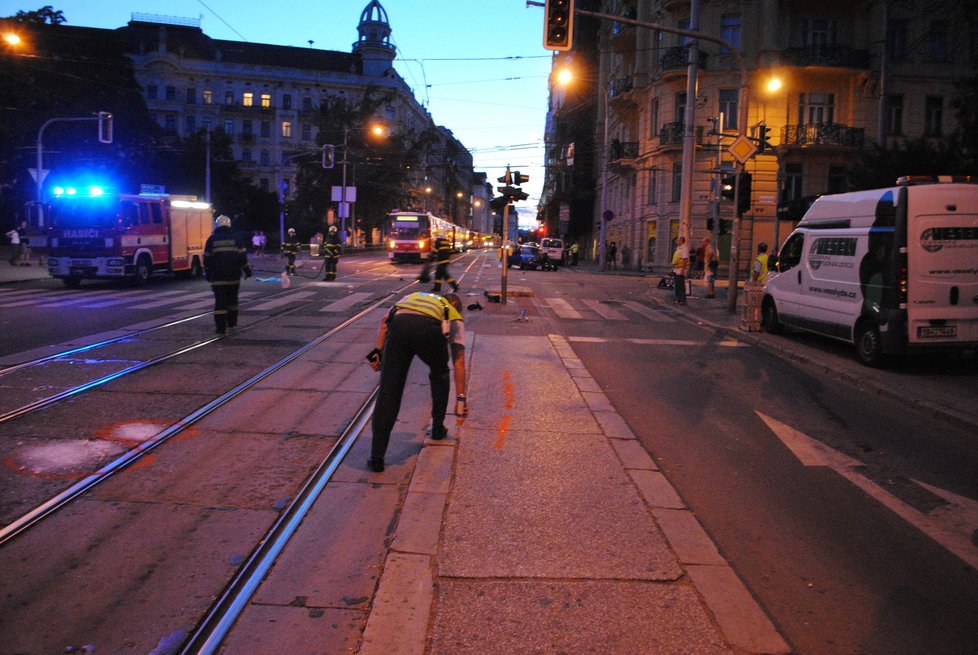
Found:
[741,281,764,332]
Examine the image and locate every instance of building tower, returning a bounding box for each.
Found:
[353,0,397,77]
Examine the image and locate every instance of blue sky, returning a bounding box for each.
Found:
[2,0,554,225]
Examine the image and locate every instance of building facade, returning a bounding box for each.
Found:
[542,0,975,271]
[113,1,482,234]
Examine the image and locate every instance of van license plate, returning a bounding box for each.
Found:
[918,326,956,338]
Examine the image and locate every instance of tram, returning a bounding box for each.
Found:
[385,211,479,263]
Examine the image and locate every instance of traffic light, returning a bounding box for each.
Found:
[322,144,335,169]
[497,169,512,185]
[97,111,113,144]
[497,185,529,202]
[544,0,575,51]
[757,122,772,153]
[512,170,529,186]
[720,172,752,215]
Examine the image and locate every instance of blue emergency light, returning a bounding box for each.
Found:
[52,185,105,198]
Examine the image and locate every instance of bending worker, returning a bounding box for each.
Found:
[322,225,342,281]
[203,214,251,334]
[282,227,301,275]
[366,292,467,473]
[430,235,459,293]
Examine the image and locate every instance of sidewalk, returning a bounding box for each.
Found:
[357,303,791,655]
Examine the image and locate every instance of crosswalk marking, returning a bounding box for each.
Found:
[319,291,373,312]
[250,290,317,311]
[74,289,185,309]
[581,299,627,321]
[622,300,673,322]
[545,297,583,319]
[128,290,216,309]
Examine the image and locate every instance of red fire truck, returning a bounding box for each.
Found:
[45,184,212,288]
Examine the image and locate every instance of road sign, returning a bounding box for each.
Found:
[28,168,49,184]
[728,135,757,164]
[331,186,357,202]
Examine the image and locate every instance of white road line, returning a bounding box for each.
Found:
[249,290,318,311]
[127,290,216,309]
[544,297,583,319]
[581,299,628,321]
[319,291,373,312]
[622,300,674,322]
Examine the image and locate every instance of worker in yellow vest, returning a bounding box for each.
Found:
[365,292,467,472]
[751,242,770,284]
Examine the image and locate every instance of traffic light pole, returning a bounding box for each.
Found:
[501,202,510,304]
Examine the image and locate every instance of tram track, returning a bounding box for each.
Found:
[0,251,485,654]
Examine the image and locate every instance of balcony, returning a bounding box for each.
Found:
[782,44,871,69]
[660,45,708,77]
[608,139,639,169]
[608,76,637,110]
[658,122,705,149]
[783,123,865,149]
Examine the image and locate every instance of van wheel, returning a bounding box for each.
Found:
[855,323,886,367]
[762,300,784,335]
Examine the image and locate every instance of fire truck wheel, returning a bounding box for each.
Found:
[134,255,152,285]
[189,257,202,279]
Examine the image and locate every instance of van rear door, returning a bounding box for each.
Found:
[906,184,978,346]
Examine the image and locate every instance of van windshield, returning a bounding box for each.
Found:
[541,238,562,248]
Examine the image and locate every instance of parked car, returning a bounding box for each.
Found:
[508,243,550,270]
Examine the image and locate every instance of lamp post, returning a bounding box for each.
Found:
[340,123,386,247]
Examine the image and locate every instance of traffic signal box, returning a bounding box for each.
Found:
[544,0,575,51]
[720,172,752,216]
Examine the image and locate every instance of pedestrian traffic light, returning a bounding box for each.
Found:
[322,144,335,169]
[544,0,575,51]
[97,111,113,144]
[720,174,736,201]
[757,122,772,153]
[512,170,530,186]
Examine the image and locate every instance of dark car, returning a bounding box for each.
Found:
[508,244,554,270]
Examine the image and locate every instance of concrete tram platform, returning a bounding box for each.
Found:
[355,303,790,655]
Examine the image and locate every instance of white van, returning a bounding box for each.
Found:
[762,177,978,366]
[540,237,565,265]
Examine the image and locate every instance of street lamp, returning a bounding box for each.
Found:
[340,122,387,247]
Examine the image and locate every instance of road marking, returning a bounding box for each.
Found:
[758,411,978,571]
[128,290,215,309]
[622,300,674,322]
[319,291,373,313]
[249,290,317,311]
[581,299,627,320]
[567,336,745,347]
[544,297,583,319]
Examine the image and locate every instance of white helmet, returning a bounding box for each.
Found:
[214,215,231,228]
[288,227,296,235]
[328,225,338,234]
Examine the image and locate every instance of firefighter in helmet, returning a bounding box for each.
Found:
[282,227,301,275]
[431,235,459,293]
[203,215,251,334]
[322,225,342,281]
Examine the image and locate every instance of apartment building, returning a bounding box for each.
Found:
[542,0,975,270]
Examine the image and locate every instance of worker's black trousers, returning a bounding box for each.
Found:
[323,257,338,281]
[211,282,241,330]
[432,262,457,292]
[371,313,450,461]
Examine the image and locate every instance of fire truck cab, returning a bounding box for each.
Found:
[46,184,212,288]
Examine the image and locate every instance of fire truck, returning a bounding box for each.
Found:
[45,183,212,288]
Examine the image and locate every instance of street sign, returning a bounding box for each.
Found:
[28,168,49,184]
[331,186,357,202]
[728,135,757,164]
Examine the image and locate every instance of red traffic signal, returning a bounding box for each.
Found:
[544,0,575,51]
[512,170,530,186]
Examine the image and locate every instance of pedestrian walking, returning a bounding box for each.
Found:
[321,225,342,281]
[751,242,770,284]
[430,235,458,293]
[366,292,467,472]
[701,237,719,298]
[621,243,631,270]
[252,231,262,255]
[570,241,579,266]
[258,231,266,257]
[203,215,251,334]
[282,228,301,275]
[608,242,618,270]
[6,221,30,266]
[671,236,689,305]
